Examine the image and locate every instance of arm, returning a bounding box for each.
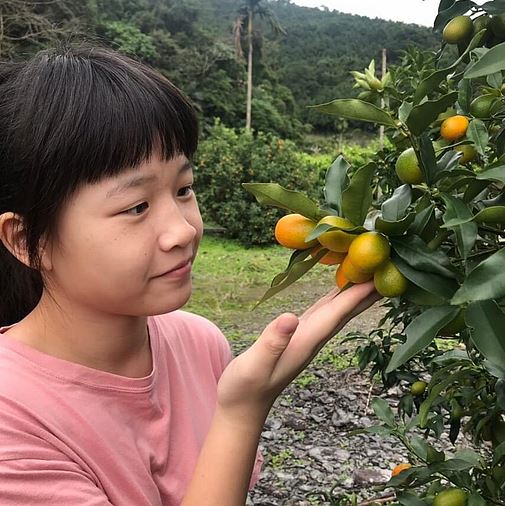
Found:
[183,282,380,506]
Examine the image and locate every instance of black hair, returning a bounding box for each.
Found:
[0,45,199,326]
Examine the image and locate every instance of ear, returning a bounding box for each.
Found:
[0,212,52,271]
[0,212,30,267]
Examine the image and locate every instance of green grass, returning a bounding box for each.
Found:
[184,234,333,334]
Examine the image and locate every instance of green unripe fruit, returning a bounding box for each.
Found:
[411,381,427,396]
[473,14,491,34]
[443,16,474,44]
[470,95,499,119]
[395,148,424,185]
[475,206,505,225]
[433,488,467,506]
[373,260,409,298]
[454,144,477,164]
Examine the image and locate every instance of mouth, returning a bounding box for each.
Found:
[156,258,192,278]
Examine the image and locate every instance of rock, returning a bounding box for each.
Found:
[284,417,307,431]
[352,468,390,486]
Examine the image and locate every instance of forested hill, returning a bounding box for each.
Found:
[2,0,440,136]
[193,0,439,131]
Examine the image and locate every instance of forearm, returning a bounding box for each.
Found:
[182,407,265,506]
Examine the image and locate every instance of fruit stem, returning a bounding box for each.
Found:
[427,231,450,250]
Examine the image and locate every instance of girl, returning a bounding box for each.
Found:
[0,45,379,505]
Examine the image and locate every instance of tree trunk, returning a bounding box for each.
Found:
[246,8,253,131]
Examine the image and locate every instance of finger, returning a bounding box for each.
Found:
[247,312,300,373]
[300,287,340,319]
[328,289,382,337]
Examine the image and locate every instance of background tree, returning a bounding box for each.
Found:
[233,0,286,130]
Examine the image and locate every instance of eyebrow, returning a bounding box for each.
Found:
[106,161,193,198]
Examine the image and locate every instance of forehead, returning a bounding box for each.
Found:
[103,155,192,198]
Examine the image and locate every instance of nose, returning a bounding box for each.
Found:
[158,204,199,251]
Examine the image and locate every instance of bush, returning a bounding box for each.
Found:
[194,121,320,246]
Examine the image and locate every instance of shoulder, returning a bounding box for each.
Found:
[149,311,232,369]
[150,310,225,344]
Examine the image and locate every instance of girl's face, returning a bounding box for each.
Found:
[43,154,203,317]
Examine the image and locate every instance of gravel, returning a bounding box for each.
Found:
[225,301,478,505]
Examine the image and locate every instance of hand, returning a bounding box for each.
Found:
[217,281,381,426]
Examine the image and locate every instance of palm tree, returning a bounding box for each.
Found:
[233,0,286,130]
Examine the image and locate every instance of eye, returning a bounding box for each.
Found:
[177,185,194,197]
[124,202,149,215]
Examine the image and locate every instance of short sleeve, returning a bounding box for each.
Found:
[0,404,112,506]
[0,459,113,505]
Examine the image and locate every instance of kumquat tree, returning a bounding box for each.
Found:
[244,1,505,504]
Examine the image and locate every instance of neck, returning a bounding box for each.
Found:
[5,291,152,378]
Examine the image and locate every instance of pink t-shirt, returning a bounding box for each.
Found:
[0,310,262,505]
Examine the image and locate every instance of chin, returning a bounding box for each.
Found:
[147,284,193,316]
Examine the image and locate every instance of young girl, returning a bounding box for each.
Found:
[0,45,379,505]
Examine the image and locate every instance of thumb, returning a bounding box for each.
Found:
[251,312,299,370]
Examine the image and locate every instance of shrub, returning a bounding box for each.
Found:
[194,121,320,246]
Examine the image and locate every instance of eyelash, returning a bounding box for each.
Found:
[177,184,194,197]
[123,185,194,216]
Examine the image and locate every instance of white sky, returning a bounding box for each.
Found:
[290,0,469,27]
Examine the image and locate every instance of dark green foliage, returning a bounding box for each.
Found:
[194,121,321,245]
[2,0,440,138]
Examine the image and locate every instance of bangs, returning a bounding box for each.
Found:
[10,46,198,191]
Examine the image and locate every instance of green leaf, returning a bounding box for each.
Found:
[309,98,398,127]
[375,212,416,237]
[493,440,505,464]
[414,27,485,103]
[429,458,476,472]
[242,183,325,222]
[323,155,350,215]
[305,222,364,243]
[465,41,505,79]
[458,76,472,114]
[440,194,477,259]
[419,133,438,185]
[386,305,460,373]
[466,119,489,156]
[466,300,505,378]
[395,492,427,506]
[442,205,505,227]
[381,184,412,221]
[451,248,505,304]
[475,164,505,183]
[436,150,463,176]
[254,249,325,307]
[464,179,489,203]
[341,162,376,226]
[453,449,483,467]
[390,235,458,279]
[392,255,459,300]
[409,204,436,240]
[270,249,311,287]
[468,494,489,506]
[371,397,396,427]
[407,92,459,136]
[433,0,475,32]
[398,101,413,123]
[482,0,505,14]
[487,70,503,88]
[419,369,469,427]
[404,283,447,306]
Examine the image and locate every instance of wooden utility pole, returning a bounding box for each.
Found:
[379,48,387,149]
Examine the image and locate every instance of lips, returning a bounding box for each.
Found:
[157,258,192,277]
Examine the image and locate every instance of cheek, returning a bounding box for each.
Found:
[190,205,204,247]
